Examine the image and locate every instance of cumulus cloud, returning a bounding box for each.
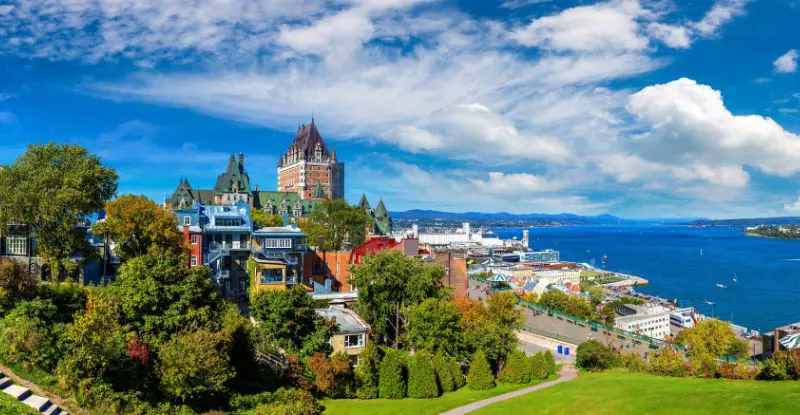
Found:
[774,49,798,74]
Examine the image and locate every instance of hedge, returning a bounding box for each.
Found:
[467,350,495,390]
[407,352,439,398]
[378,350,406,399]
[433,353,456,393]
[499,350,531,384]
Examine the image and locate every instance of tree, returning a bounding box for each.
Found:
[530,352,549,380]
[406,298,464,356]
[537,289,569,310]
[252,210,286,228]
[308,352,353,398]
[0,143,118,280]
[575,340,617,371]
[157,328,235,404]
[455,293,523,367]
[350,250,445,348]
[448,356,465,389]
[407,352,439,398]
[586,285,605,305]
[249,285,335,358]
[0,299,64,371]
[677,319,741,376]
[466,350,495,390]
[92,194,184,262]
[432,353,456,393]
[498,350,531,384]
[0,258,38,314]
[302,199,369,250]
[650,348,687,377]
[542,350,556,375]
[355,343,382,399]
[109,250,223,346]
[378,350,406,399]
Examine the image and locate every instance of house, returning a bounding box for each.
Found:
[249,225,308,292]
[315,305,371,365]
[203,202,253,303]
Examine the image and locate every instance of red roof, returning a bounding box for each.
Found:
[351,237,401,264]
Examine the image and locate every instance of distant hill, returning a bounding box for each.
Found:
[390,209,623,223]
[691,217,800,226]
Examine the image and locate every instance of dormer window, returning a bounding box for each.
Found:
[183,216,191,226]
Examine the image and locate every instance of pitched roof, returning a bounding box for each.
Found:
[254,190,320,211]
[214,153,251,195]
[290,119,330,158]
[358,193,370,210]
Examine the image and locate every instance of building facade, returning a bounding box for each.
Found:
[615,303,672,340]
[278,119,344,200]
[518,249,560,263]
[315,305,370,365]
[250,225,307,292]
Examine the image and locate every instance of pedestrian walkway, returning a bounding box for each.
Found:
[0,369,69,415]
[439,365,578,415]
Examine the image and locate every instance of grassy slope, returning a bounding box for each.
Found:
[321,375,557,415]
[474,370,800,415]
[0,391,40,415]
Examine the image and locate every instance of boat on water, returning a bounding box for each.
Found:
[716,283,727,289]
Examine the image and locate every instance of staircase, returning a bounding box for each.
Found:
[0,371,68,415]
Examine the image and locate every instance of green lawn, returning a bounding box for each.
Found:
[320,375,557,415]
[0,390,39,415]
[474,370,800,415]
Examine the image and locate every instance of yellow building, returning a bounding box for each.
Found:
[315,306,371,365]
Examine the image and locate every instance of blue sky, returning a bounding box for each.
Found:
[0,0,798,218]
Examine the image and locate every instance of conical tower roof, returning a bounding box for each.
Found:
[358,193,370,210]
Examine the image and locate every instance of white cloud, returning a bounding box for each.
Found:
[692,0,749,37]
[646,22,691,49]
[626,78,800,179]
[784,197,800,214]
[500,0,553,9]
[511,0,651,52]
[774,49,798,74]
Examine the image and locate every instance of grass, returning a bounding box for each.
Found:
[320,375,557,415]
[0,390,40,415]
[0,359,59,391]
[473,369,800,415]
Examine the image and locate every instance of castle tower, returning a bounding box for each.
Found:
[277,119,345,200]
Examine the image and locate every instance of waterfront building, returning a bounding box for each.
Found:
[615,303,672,340]
[670,307,696,328]
[278,119,344,200]
[534,269,581,285]
[250,225,308,292]
[358,194,393,236]
[315,305,370,365]
[518,249,560,263]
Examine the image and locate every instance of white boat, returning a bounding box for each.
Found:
[715,283,727,289]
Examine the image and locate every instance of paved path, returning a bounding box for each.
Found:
[439,364,578,415]
[517,331,576,364]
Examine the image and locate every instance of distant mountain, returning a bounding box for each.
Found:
[690,217,800,226]
[390,209,623,223]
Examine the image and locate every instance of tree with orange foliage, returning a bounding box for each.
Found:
[307,352,353,397]
[92,194,185,262]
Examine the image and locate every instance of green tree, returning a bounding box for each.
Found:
[455,293,523,367]
[378,350,406,399]
[466,350,495,390]
[0,299,64,371]
[249,285,335,358]
[350,250,445,348]
[109,251,223,346]
[252,210,286,228]
[677,319,742,376]
[407,352,439,398]
[650,348,687,377]
[585,285,605,305]
[448,356,465,389]
[530,352,549,380]
[0,258,38,314]
[432,353,456,393]
[498,350,531,384]
[406,298,464,356]
[355,343,382,399]
[157,328,235,404]
[0,143,118,280]
[575,340,617,371]
[542,350,556,375]
[302,199,369,250]
[92,194,184,262]
[537,289,569,310]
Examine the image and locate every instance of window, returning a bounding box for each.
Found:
[5,236,26,255]
[191,234,198,244]
[216,218,241,226]
[183,216,191,226]
[191,256,197,267]
[260,268,284,284]
[262,238,292,249]
[344,333,365,349]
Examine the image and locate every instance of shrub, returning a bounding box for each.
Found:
[467,350,495,390]
[307,352,353,398]
[576,340,618,371]
[650,348,688,377]
[448,356,465,389]
[542,350,556,376]
[378,350,406,399]
[157,328,235,403]
[433,353,456,393]
[407,352,439,398]
[716,363,758,380]
[529,352,549,380]
[253,388,320,415]
[355,343,382,399]
[620,352,648,372]
[499,350,530,384]
[759,352,791,380]
[0,299,64,371]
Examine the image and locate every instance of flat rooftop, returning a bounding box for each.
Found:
[315,306,370,334]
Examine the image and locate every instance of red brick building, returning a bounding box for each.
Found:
[278,119,344,200]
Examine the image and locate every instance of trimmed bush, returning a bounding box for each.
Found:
[576,340,618,371]
[650,348,688,377]
[467,350,495,390]
[530,352,549,380]
[448,356,465,389]
[355,343,382,399]
[499,350,531,384]
[378,350,406,399]
[433,353,456,393]
[542,350,556,375]
[407,352,439,398]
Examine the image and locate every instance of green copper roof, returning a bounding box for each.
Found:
[254,191,320,213]
[358,193,370,210]
[312,182,326,199]
[214,153,251,195]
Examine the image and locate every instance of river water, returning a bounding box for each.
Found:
[493,224,800,332]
